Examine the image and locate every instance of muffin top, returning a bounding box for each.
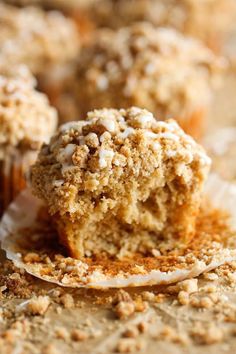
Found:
[0,3,80,75]
[4,0,98,10]
[0,68,58,159]
[92,0,235,37]
[74,23,224,119]
[30,107,211,217]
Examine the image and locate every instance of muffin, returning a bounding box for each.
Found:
[30,107,211,259]
[3,0,99,41]
[0,68,58,215]
[62,23,224,138]
[0,3,80,100]
[91,0,236,52]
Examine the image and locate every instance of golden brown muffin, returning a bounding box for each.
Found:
[30,107,211,259]
[4,0,99,41]
[60,23,224,138]
[0,67,58,215]
[91,0,236,52]
[0,3,80,99]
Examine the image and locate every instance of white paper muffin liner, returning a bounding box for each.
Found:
[203,127,236,181]
[0,174,236,289]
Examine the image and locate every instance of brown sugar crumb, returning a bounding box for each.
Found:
[178,291,190,306]
[112,290,135,319]
[27,296,50,316]
[42,344,59,354]
[137,321,149,334]
[157,325,189,345]
[190,324,224,345]
[203,272,219,281]
[115,338,145,353]
[141,291,155,302]
[54,326,69,341]
[71,329,89,342]
[178,279,198,294]
[60,293,75,309]
[122,326,139,339]
[23,252,41,263]
[134,299,149,313]
[114,301,135,320]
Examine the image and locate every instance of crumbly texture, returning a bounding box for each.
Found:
[31,107,211,259]
[91,0,235,47]
[4,0,98,11]
[0,71,58,160]
[0,3,80,76]
[68,23,223,130]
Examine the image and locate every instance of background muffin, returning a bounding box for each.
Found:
[0,67,58,215]
[30,107,211,259]
[0,3,80,101]
[3,0,99,41]
[59,23,224,138]
[91,0,236,52]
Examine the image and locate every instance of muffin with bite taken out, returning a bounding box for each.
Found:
[30,107,211,259]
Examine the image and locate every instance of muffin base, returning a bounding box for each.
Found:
[0,150,37,216]
[0,174,236,288]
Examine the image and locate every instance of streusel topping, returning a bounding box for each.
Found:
[92,0,235,41]
[72,23,224,120]
[0,3,80,75]
[0,72,58,159]
[4,0,98,10]
[31,107,211,217]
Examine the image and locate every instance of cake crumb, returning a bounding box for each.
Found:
[203,272,219,281]
[42,344,59,354]
[60,294,75,309]
[116,338,145,353]
[71,329,89,342]
[27,296,50,316]
[178,291,190,305]
[178,279,198,294]
[122,326,139,338]
[114,301,135,320]
[54,326,69,341]
[191,324,224,345]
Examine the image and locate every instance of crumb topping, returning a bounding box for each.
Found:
[91,0,235,42]
[0,71,58,158]
[31,107,210,216]
[4,0,98,11]
[72,23,224,121]
[0,3,80,75]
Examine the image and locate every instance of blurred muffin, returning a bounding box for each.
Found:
[204,128,236,182]
[30,107,211,259]
[0,3,80,100]
[92,0,236,52]
[61,23,224,138]
[0,67,58,215]
[4,0,99,41]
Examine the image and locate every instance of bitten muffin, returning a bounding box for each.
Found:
[31,107,211,259]
[62,23,224,138]
[0,3,80,100]
[0,68,58,215]
[91,0,236,52]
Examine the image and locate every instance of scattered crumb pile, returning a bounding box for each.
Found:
[1,257,236,353]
